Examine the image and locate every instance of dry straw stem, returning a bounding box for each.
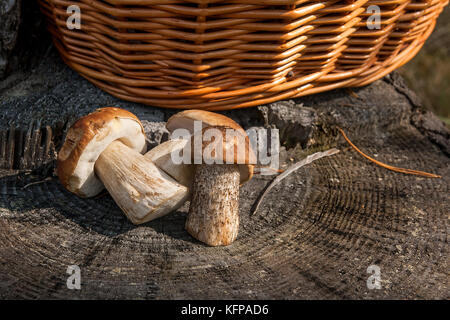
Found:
[38,0,449,110]
[251,148,340,215]
[337,127,442,178]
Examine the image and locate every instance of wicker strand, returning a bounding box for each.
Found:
[37,0,449,109]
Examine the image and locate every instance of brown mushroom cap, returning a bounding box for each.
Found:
[166,110,255,184]
[191,126,256,182]
[57,107,147,198]
[166,109,245,135]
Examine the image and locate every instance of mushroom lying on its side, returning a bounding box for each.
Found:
[57,107,189,224]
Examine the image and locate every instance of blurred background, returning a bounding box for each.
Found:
[398,5,450,125]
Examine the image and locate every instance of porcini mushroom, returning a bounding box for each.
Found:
[57,107,189,224]
[185,126,256,246]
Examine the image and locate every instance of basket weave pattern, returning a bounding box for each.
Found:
[38,0,448,110]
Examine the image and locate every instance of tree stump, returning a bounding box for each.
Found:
[0,45,449,299]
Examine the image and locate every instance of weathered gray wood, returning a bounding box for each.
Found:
[0,47,449,299]
[0,0,50,79]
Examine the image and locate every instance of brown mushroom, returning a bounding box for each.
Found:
[185,126,256,246]
[57,107,189,224]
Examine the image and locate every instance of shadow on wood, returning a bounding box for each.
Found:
[0,47,449,299]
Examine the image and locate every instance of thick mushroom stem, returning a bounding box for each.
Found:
[94,140,188,224]
[185,163,240,246]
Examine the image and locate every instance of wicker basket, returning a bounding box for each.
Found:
[38,0,448,110]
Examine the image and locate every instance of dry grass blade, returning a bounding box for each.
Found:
[250,148,340,215]
[22,177,53,190]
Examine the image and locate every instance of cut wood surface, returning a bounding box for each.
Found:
[0,51,449,299]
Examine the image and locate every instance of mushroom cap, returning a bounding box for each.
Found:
[166,110,255,184]
[57,107,147,198]
[166,109,245,135]
[191,126,256,183]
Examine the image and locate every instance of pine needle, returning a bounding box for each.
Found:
[337,127,441,178]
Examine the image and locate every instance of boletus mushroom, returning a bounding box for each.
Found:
[57,107,189,224]
[163,110,256,246]
[186,125,256,246]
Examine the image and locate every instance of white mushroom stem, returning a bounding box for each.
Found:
[185,164,240,246]
[144,138,193,188]
[94,140,188,224]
